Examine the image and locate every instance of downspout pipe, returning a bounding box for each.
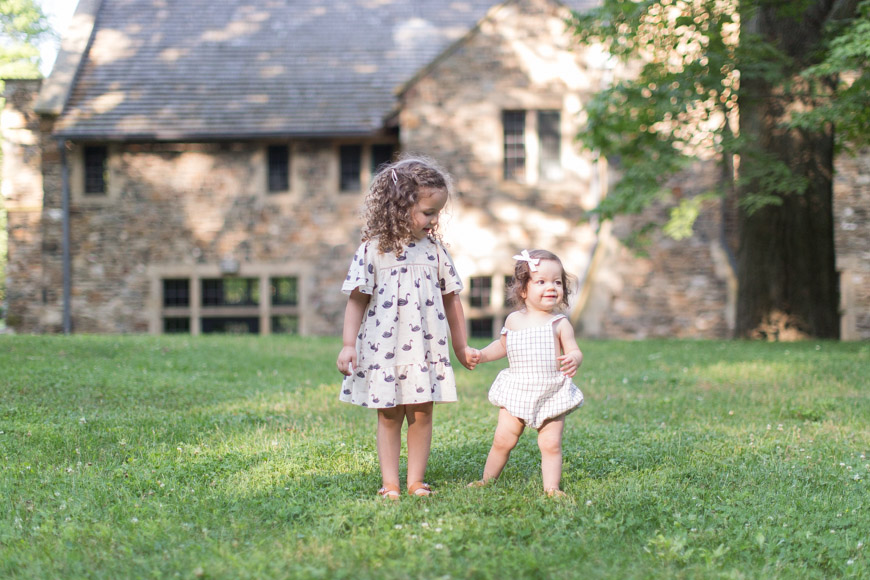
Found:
[59,138,71,334]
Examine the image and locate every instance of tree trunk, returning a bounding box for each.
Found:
[736,1,840,339]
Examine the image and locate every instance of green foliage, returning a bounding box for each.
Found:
[0,0,53,78]
[790,0,870,153]
[569,0,866,235]
[1,335,869,578]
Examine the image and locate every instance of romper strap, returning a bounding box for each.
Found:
[549,314,566,325]
[500,327,509,335]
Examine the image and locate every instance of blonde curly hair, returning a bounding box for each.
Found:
[361,156,453,255]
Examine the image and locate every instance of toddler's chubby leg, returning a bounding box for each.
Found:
[377,406,405,496]
[405,402,434,493]
[537,414,566,496]
[472,408,525,485]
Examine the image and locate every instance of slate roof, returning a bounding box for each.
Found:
[49,0,597,140]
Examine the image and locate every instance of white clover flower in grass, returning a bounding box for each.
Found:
[394,525,403,530]
[434,544,444,550]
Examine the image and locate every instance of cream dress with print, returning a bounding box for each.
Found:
[340,237,463,408]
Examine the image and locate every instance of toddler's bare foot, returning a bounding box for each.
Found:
[545,488,567,498]
[467,480,487,488]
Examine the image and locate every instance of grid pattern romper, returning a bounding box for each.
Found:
[488,314,583,428]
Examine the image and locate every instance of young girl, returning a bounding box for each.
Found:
[336,156,475,500]
[468,249,584,497]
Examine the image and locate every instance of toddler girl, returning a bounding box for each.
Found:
[468,249,584,496]
[337,156,475,500]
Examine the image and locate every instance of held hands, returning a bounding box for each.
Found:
[557,351,583,378]
[337,345,357,376]
[464,346,482,370]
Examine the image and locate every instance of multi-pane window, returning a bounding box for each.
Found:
[267,145,290,192]
[160,275,300,335]
[538,111,562,181]
[202,278,260,307]
[270,277,298,306]
[470,317,495,339]
[84,146,108,195]
[340,145,362,192]
[163,279,190,307]
[469,276,493,308]
[371,144,396,175]
[502,110,563,183]
[502,111,526,182]
[504,275,515,306]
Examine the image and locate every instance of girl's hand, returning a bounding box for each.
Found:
[465,346,481,370]
[337,346,357,376]
[557,351,582,377]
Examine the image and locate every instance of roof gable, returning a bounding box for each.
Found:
[45,0,597,140]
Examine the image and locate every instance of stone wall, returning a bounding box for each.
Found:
[834,148,870,340]
[399,0,733,339]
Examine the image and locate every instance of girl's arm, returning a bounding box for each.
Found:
[442,291,476,370]
[478,334,507,364]
[555,318,583,377]
[336,289,370,375]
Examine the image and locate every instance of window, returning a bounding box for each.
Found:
[162,279,190,307]
[202,278,259,307]
[502,110,563,183]
[340,145,362,192]
[470,317,495,339]
[469,276,493,308]
[270,276,298,306]
[163,318,190,334]
[371,144,396,175]
[84,146,108,195]
[267,145,290,192]
[502,111,526,182]
[159,274,300,335]
[538,111,562,181]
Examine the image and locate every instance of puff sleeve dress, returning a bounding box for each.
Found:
[340,237,463,408]
[488,314,584,428]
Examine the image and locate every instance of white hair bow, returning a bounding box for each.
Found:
[512,249,539,272]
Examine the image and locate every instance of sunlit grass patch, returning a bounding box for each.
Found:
[1,335,868,579]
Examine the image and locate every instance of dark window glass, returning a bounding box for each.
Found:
[470,317,495,339]
[469,276,493,308]
[200,317,259,334]
[503,111,526,182]
[267,145,290,192]
[538,111,562,181]
[270,277,298,306]
[371,144,396,175]
[84,146,108,195]
[340,145,362,192]
[201,278,259,307]
[163,317,190,333]
[271,315,299,334]
[162,279,190,307]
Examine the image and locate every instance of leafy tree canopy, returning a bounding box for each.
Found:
[569,0,869,236]
[0,0,54,78]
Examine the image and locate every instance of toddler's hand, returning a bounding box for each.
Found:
[337,346,357,376]
[557,352,581,378]
[465,346,481,370]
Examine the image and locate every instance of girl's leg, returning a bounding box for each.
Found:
[537,414,566,493]
[377,406,405,490]
[404,402,434,487]
[480,408,525,482]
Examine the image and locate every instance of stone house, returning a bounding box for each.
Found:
[2,0,868,340]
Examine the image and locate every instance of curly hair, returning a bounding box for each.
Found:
[361,156,453,255]
[506,249,575,309]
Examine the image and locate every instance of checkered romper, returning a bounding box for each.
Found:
[488,314,584,429]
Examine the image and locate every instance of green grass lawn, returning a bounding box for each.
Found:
[1,335,868,579]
